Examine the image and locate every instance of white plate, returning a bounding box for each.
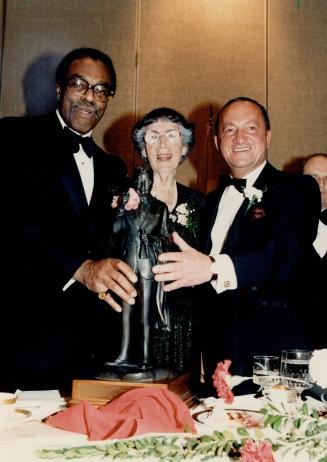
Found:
[192,395,264,430]
[0,407,31,424]
[0,392,17,405]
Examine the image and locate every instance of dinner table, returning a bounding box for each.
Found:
[0,386,326,462]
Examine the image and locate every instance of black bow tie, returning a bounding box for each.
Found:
[320,209,327,225]
[219,174,246,193]
[64,126,96,158]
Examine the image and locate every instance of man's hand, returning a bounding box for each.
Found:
[74,258,138,312]
[152,232,213,291]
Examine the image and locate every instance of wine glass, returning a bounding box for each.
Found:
[280,349,312,402]
[253,355,280,397]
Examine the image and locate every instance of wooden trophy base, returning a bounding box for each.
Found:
[70,372,195,408]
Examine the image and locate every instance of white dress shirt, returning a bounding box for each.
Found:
[313,214,327,258]
[210,161,267,294]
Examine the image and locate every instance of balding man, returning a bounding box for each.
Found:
[303,153,327,259]
[153,97,321,394]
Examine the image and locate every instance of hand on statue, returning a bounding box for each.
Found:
[124,188,140,210]
[152,232,213,291]
[74,258,138,312]
[111,188,140,210]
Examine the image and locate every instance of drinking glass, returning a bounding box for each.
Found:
[280,349,312,401]
[253,355,280,396]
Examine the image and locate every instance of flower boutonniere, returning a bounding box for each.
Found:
[169,203,195,230]
[242,185,267,214]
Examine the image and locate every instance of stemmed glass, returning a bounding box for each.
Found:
[280,349,313,402]
[253,355,280,397]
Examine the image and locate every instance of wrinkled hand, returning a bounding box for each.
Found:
[124,188,140,210]
[74,258,138,312]
[152,232,212,291]
[111,188,140,210]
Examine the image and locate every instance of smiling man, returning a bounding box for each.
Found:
[0,48,138,391]
[153,97,321,393]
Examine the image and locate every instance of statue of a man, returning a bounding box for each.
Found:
[109,166,171,370]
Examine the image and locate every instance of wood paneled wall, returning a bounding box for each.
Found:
[0,0,326,192]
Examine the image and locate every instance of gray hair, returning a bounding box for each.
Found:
[132,107,195,164]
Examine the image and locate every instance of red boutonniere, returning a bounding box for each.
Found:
[251,206,266,221]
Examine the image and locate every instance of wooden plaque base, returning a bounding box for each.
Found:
[70,373,194,408]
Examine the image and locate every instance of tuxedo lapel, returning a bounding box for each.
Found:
[221,199,249,253]
[252,162,276,191]
[221,163,277,253]
[47,116,96,235]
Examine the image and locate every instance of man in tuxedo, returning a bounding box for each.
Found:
[303,153,327,260]
[153,97,321,393]
[298,153,327,349]
[0,48,138,391]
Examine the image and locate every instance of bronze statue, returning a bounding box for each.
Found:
[108,166,171,370]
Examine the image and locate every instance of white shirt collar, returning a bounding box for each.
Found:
[56,109,92,138]
[240,161,267,187]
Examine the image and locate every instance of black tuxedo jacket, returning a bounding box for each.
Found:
[197,162,321,385]
[0,112,129,390]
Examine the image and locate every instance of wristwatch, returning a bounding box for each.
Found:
[209,255,218,281]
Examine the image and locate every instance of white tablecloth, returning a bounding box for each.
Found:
[0,392,326,462]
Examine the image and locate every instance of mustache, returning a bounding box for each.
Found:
[72,101,102,118]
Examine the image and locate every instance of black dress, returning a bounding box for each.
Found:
[150,183,204,373]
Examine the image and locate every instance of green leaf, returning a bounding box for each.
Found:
[312,409,319,419]
[264,413,275,427]
[306,421,319,436]
[213,430,225,441]
[222,430,235,440]
[237,427,250,437]
[272,415,283,432]
[301,402,309,415]
[200,435,213,443]
[293,417,304,429]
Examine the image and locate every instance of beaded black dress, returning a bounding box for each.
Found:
[150,183,204,374]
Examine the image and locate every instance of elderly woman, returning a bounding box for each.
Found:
[132,107,204,374]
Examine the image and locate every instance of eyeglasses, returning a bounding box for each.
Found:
[144,129,182,145]
[66,76,114,103]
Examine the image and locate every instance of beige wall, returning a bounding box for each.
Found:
[1,0,326,192]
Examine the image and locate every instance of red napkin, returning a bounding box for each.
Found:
[46,387,196,440]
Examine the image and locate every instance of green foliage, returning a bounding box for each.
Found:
[36,401,327,461]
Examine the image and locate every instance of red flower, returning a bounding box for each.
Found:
[251,207,266,220]
[212,359,234,404]
[240,439,275,462]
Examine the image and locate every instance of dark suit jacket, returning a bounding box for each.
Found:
[197,162,321,389]
[0,112,129,390]
[289,237,326,350]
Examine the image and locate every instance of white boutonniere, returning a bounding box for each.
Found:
[242,185,267,213]
[169,203,195,229]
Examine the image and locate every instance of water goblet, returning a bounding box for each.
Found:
[253,355,280,397]
[280,349,313,402]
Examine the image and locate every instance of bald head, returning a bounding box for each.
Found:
[303,153,327,210]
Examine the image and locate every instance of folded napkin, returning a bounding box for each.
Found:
[46,387,196,440]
